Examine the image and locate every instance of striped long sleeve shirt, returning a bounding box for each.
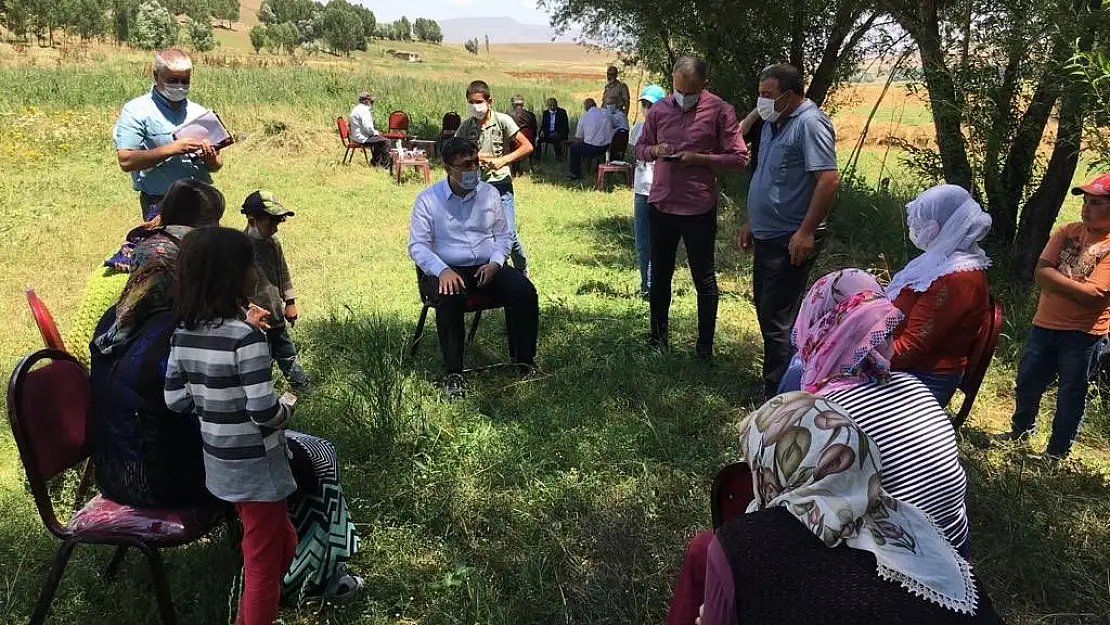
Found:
[164,318,296,503]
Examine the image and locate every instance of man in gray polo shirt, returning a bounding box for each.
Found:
[738,63,840,399]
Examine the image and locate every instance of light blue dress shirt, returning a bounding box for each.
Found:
[746,99,837,240]
[408,179,513,277]
[113,89,213,196]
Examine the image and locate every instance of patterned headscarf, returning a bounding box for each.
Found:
[887,184,992,297]
[793,269,904,395]
[741,392,978,614]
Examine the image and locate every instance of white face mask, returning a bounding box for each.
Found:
[908,218,940,250]
[468,102,488,119]
[158,84,190,103]
[674,91,699,111]
[757,96,782,122]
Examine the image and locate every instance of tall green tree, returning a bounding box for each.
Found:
[186,14,215,50]
[352,3,374,40]
[211,0,239,27]
[321,0,363,54]
[111,0,140,43]
[249,23,268,52]
[130,0,177,49]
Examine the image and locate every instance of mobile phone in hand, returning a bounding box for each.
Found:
[661,154,682,161]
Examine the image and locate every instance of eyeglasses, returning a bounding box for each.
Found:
[162,76,191,86]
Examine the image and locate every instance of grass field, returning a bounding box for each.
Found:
[0,35,1108,625]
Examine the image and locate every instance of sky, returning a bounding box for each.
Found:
[354,0,553,24]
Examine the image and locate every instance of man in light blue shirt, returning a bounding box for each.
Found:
[408,137,539,399]
[114,48,222,220]
[737,63,841,399]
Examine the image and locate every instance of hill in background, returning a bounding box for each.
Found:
[437,16,579,44]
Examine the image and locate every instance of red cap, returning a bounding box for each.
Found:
[1072,173,1110,196]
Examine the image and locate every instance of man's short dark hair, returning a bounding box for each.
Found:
[160,179,226,227]
[466,80,491,100]
[759,63,805,95]
[584,98,597,109]
[441,137,479,166]
[607,65,618,74]
[673,56,709,80]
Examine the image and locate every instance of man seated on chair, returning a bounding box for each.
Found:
[408,137,540,400]
[539,98,570,162]
[509,95,538,135]
[567,98,614,180]
[604,93,630,133]
[349,91,391,167]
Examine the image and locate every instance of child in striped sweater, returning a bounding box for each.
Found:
[164,226,297,625]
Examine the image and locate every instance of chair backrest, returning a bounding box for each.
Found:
[7,349,93,537]
[336,116,350,142]
[711,461,754,528]
[26,287,65,352]
[441,111,461,134]
[389,110,410,133]
[952,297,1004,430]
[609,129,630,161]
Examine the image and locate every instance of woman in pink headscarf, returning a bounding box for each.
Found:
[664,269,971,625]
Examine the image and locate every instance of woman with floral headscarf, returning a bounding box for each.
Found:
[695,393,1001,625]
[664,269,972,625]
[887,184,992,405]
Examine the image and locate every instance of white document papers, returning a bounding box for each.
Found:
[172,110,234,150]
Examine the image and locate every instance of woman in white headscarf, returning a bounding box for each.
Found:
[886,184,992,405]
[695,393,1002,625]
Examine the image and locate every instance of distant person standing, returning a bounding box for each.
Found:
[539,98,570,161]
[455,80,534,273]
[566,98,614,180]
[630,85,666,297]
[635,57,749,361]
[603,65,631,115]
[114,48,222,221]
[737,63,840,399]
[348,91,391,167]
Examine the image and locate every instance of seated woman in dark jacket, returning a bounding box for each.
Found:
[91,179,227,508]
[698,393,1003,625]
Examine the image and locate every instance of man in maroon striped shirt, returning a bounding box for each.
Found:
[634,56,750,361]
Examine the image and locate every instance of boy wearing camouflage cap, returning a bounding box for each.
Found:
[243,190,311,390]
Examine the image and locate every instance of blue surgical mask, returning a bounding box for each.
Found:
[674,91,699,111]
[458,169,480,191]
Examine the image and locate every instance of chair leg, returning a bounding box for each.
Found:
[410,305,430,356]
[363,148,370,165]
[138,543,178,625]
[467,310,483,346]
[103,546,128,580]
[29,540,79,625]
[343,148,351,165]
[596,170,605,191]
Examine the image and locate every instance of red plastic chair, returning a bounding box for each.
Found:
[409,269,505,357]
[336,116,370,165]
[951,296,1004,430]
[7,349,225,625]
[440,111,461,140]
[25,287,65,352]
[382,110,410,141]
[711,461,754,528]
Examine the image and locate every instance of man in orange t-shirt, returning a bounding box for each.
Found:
[996,173,1110,459]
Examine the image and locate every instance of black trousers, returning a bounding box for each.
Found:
[649,207,719,348]
[538,134,567,160]
[434,265,539,373]
[361,136,392,167]
[752,232,825,398]
[568,142,609,177]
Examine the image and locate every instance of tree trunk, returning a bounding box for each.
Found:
[790,0,806,73]
[982,56,1023,244]
[917,32,975,191]
[1012,90,1085,277]
[807,8,875,108]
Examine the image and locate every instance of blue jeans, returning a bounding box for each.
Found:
[778,354,804,394]
[908,370,963,407]
[1011,326,1107,456]
[633,193,652,293]
[489,178,527,272]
